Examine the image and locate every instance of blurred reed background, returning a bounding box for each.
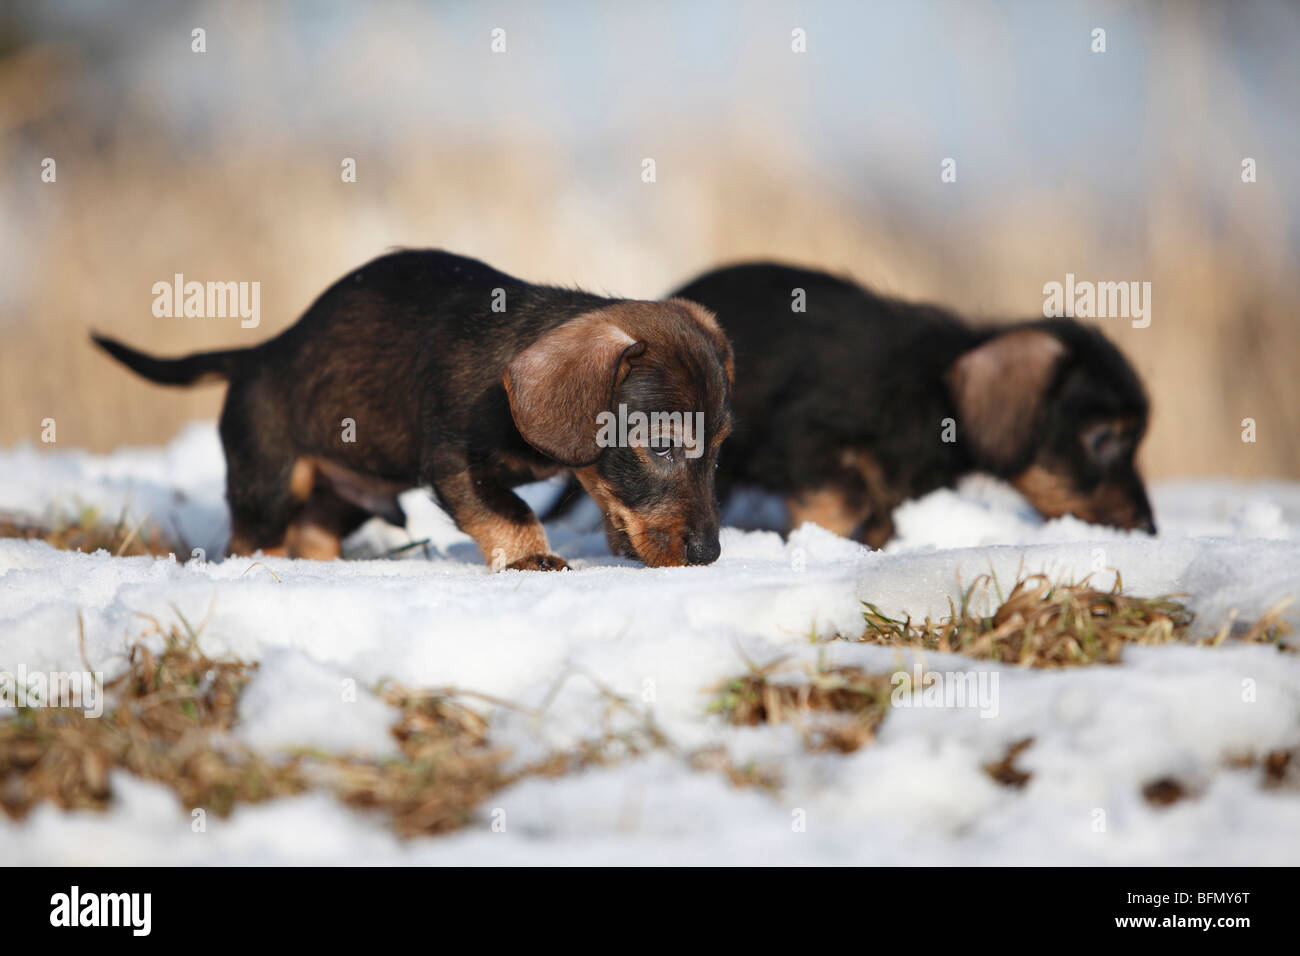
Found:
[0,0,1296,478]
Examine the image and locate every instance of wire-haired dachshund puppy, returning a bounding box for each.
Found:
[93,249,733,569]
[668,262,1155,547]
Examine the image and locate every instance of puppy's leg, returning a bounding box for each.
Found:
[858,511,896,550]
[284,483,372,560]
[220,388,304,557]
[280,459,402,560]
[785,449,899,549]
[844,449,899,549]
[786,486,865,538]
[430,463,567,571]
[223,452,299,558]
[785,486,895,548]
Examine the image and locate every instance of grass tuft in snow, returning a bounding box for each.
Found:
[0,506,177,558]
[1224,747,1300,790]
[0,615,533,834]
[1140,747,1300,809]
[1,611,775,835]
[859,573,1197,667]
[1260,749,1300,788]
[325,685,511,835]
[709,655,896,753]
[0,611,307,818]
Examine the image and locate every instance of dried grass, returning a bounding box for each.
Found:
[709,656,896,753]
[0,612,305,819]
[325,685,511,836]
[0,507,177,558]
[1143,747,1300,808]
[5,572,1292,833]
[1206,598,1296,650]
[1142,777,1191,807]
[860,573,1199,668]
[984,737,1035,789]
[0,616,520,834]
[0,612,772,836]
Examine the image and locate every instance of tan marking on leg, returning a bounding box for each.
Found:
[226,457,324,559]
[435,469,560,570]
[459,513,553,569]
[284,491,345,560]
[284,520,342,560]
[235,466,378,562]
[841,448,902,548]
[289,457,317,501]
[786,487,865,537]
[860,515,895,551]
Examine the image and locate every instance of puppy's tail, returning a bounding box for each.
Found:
[91,333,244,386]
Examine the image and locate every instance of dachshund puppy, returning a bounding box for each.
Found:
[669,262,1154,547]
[94,249,733,569]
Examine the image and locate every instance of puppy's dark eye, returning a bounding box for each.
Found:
[653,446,676,463]
[1081,422,1130,466]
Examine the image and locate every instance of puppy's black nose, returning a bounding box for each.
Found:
[1141,516,1157,535]
[684,532,721,566]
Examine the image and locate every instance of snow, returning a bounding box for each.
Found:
[1,422,1298,864]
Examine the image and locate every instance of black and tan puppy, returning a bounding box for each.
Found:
[93,249,733,569]
[668,262,1154,547]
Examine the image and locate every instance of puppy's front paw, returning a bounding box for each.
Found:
[504,552,570,572]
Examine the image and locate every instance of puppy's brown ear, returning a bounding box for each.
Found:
[504,314,645,466]
[946,328,1068,470]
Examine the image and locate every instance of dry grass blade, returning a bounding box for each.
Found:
[984,737,1034,789]
[1210,598,1295,651]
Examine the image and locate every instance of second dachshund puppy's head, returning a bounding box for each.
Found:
[505,298,734,567]
[946,318,1156,534]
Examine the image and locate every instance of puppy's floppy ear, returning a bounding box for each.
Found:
[504,313,646,466]
[946,328,1068,471]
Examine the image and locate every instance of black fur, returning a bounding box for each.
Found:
[668,262,1155,545]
